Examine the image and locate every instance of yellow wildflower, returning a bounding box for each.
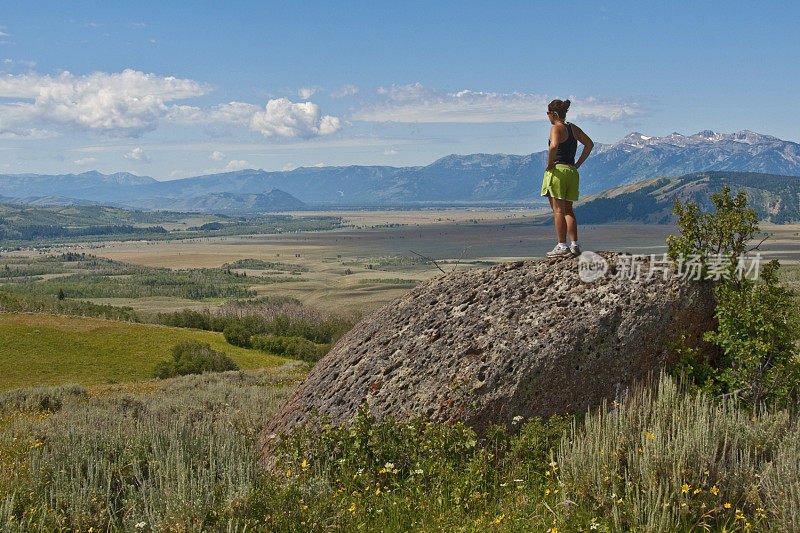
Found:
[681,483,690,494]
[724,502,731,509]
[301,459,308,469]
[710,485,719,495]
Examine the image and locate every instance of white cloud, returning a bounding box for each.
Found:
[331,84,359,98]
[383,149,398,155]
[209,150,225,161]
[0,128,55,139]
[74,157,97,165]
[0,69,342,140]
[297,87,318,99]
[124,147,150,162]
[2,58,36,68]
[352,83,641,123]
[0,69,209,137]
[249,98,341,138]
[224,159,249,171]
[174,99,341,139]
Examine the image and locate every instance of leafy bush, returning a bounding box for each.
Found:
[666,185,759,283]
[705,260,800,412]
[223,323,252,348]
[666,186,799,410]
[251,334,329,363]
[153,341,239,379]
[157,304,355,347]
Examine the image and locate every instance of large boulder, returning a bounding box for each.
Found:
[261,252,716,458]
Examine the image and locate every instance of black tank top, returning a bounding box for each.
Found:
[549,123,577,166]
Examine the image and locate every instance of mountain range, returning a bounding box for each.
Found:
[574,171,800,224]
[0,130,798,211]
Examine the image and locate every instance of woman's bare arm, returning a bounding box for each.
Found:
[571,124,594,169]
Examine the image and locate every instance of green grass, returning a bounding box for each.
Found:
[2,370,800,531]
[0,312,289,391]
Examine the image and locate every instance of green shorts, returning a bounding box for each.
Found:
[541,164,580,201]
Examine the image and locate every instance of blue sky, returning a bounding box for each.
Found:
[1,0,798,179]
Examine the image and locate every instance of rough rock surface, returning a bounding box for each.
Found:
[261,252,716,458]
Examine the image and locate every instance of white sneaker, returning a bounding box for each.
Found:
[546,244,571,257]
[569,243,581,256]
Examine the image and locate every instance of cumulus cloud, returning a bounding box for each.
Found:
[383,148,398,155]
[249,98,341,138]
[224,159,249,171]
[352,83,640,123]
[297,87,318,99]
[123,147,150,162]
[209,150,225,161]
[74,157,97,165]
[0,69,342,140]
[0,69,209,137]
[331,84,359,98]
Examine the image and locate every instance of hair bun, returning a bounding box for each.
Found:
[547,98,570,119]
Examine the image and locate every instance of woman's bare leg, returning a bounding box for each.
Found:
[564,200,578,242]
[550,196,567,243]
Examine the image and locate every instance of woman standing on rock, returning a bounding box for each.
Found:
[541,99,593,256]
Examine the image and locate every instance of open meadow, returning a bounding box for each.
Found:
[2,207,800,531]
[0,312,288,391]
[16,210,796,316]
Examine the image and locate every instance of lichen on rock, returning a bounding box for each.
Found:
[261,252,716,462]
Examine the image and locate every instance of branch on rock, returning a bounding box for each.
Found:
[409,249,446,274]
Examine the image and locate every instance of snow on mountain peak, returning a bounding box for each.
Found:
[606,129,783,151]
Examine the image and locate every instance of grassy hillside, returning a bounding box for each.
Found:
[574,171,800,224]
[0,313,288,391]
